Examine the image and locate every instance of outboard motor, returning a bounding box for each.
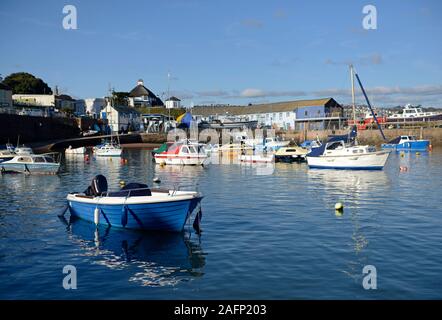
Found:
[84,175,108,196]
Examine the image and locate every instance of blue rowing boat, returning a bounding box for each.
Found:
[65,175,203,233]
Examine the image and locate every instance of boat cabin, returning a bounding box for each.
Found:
[324,141,376,155]
[14,155,56,163]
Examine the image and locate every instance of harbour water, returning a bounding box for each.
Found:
[0,149,441,299]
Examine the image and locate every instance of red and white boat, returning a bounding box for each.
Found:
[154,142,209,166]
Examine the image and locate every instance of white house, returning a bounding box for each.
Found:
[128,79,164,108]
[165,96,181,109]
[0,83,12,108]
[101,100,142,132]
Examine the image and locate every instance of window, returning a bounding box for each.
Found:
[34,157,45,163]
[189,146,197,153]
[286,112,290,117]
[304,111,308,116]
[181,146,189,154]
[326,141,343,150]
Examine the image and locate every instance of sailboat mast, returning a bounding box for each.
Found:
[350,64,356,123]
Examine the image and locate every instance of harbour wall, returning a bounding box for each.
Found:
[282,127,442,147]
[0,113,80,144]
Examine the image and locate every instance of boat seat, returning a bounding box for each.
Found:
[108,183,152,197]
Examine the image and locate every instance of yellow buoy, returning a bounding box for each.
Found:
[400,152,405,157]
[119,180,125,186]
[416,152,420,155]
[335,202,344,211]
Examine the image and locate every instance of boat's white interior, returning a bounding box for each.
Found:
[67,190,199,204]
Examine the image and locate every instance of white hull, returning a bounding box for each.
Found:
[65,147,86,155]
[307,151,390,170]
[154,154,208,166]
[95,149,122,157]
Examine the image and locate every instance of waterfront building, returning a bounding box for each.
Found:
[80,98,106,118]
[128,79,164,108]
[0,82,13,108]
[192,98,344,130]
[12,93,77,113]
[165,96,181,109]
[293,98,344,130]
[101,100,142,132]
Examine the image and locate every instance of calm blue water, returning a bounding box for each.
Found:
[0,149,441,299]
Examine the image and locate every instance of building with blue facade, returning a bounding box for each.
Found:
[294,98,344,130]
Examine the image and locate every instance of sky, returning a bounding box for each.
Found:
[0,0,441,107]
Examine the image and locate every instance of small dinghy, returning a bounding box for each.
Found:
[65,175,203,232]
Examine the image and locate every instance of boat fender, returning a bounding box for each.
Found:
[416,152,420,156]
[94,207,100,225]
[429,144,433,151]
[121,206,128,227]
[400,166,408,172]
[119,180,126,186]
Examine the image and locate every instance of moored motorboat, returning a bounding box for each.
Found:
[0,149,16,162]
[274,146,308,163]
[94,142,122,157]
[154,142,209,166]
[387,104,442,122]
[14,146,34,155]
[65,145,87,155]
[0,153,60,174]
[381,135,430,151]
[65,175,203,232]
[306,127,390,170]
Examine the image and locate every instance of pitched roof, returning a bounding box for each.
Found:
[192,98,338,116]
[128,83,164,106]
[166,96,181,101]
[112,105,141,115]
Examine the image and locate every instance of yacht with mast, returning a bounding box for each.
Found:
[306,65,390,170]
[95,95,123,157]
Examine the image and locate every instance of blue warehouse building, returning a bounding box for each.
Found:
[294,98,344,130]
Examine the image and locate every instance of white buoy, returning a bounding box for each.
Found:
[153,177,161,183]
[94,207,100,225]
[335,202,344,211]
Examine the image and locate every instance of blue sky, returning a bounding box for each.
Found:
[0,0,441,107]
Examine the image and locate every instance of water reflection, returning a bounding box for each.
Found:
[306,169,390,283]
[60,216,206,287]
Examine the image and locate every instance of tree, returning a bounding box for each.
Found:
[3,72,53,94]
[112,91,129,106]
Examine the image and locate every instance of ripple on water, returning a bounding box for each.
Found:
[0,150,441,299]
